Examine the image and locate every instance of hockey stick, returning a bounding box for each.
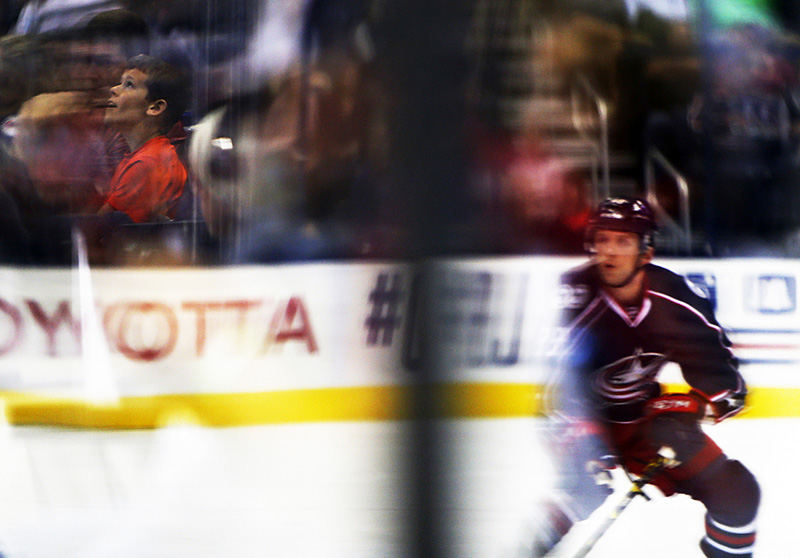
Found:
[569,446,679,558]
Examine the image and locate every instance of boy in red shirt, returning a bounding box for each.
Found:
[101,54,188,222]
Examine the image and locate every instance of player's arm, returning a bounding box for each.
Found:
[688,381,747,422]
[651,273,747,422]
[645,382,746,424]
[676,311,747,423]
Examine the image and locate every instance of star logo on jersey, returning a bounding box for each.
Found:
[595,349,668,402]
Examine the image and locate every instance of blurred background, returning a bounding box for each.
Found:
[2,0,800,264]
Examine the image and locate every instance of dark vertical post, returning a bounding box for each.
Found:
[377,1,475,557]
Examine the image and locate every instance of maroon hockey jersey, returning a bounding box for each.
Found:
[557,262,746,425]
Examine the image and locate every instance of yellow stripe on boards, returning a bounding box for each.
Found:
[662,384,799,419]
[0,387,414,429]
[0,383,542,428]
[435,382,542,419]
[737,386,800,419]
[0,383,796,429]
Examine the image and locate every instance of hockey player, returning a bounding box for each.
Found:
[534,197,759,557]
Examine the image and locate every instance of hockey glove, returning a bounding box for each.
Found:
[644,392,705,421]
[644,392,706,464]
[586,454,617,489]
[690,388,746,423]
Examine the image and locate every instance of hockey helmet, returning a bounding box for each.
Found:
[585,197,657,251]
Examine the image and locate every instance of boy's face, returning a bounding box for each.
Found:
[104,68,150,128]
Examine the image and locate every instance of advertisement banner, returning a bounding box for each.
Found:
[0,257,797,426]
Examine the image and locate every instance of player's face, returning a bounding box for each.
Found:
[592,229,650,288]
[104,68,150,129]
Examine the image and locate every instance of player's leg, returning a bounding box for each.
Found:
[643,412,759,556]
[682,458,760,558]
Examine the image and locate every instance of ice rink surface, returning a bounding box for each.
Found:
[0,414,791,557]
[447,416,795,558]
[0,421,412,558]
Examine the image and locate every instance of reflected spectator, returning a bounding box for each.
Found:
[9,28,126,212]
[541,11,625,102]
[0,36,34,263]
[498,153,590,254]
[100,54,189,222]
[187,74,353,263]
[187,0,402,263]
[469,125,591,255]
[188,64,401,262]
[5,17,147,262]
[686,24,800,246]
[12,0,122,35]
[81,8,150,94]
[13,90,112,211]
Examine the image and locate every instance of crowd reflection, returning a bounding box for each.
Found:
[0,1,406,266]
[0,1,799,266]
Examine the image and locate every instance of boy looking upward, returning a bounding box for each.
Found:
[101,54,188,222]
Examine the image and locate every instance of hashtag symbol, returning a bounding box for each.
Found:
[365,273,403,346]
